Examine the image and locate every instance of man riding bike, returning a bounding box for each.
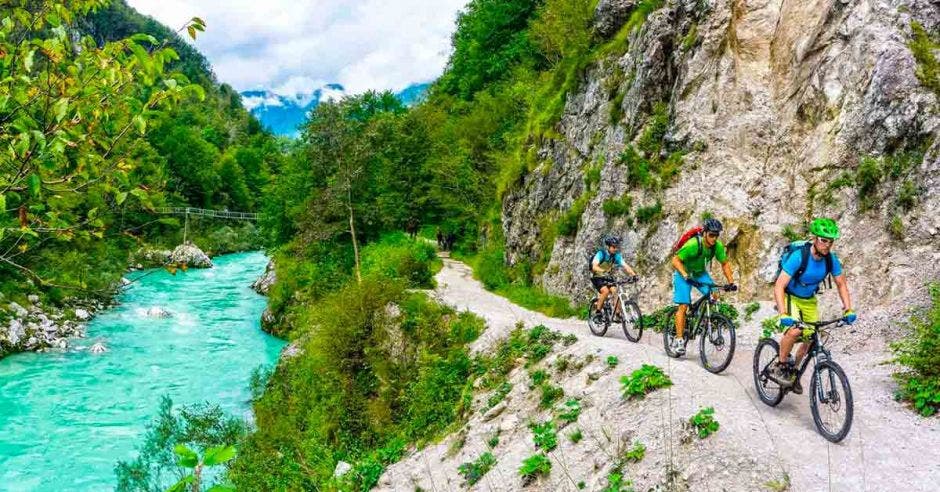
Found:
[671,218,736,355]
[769,217,856,394]
[591,236,639,321]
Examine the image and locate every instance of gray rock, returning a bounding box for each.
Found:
[27,294,40,304]
[9,302,28,318]
[145,307,173,318]
[334,461,353,478]
[251,260,277,295]
[594,0,637,38]
[74,308,90,320]
[90,342,107,354]
[169,242,213,268]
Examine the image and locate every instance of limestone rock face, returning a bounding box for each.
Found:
[502,0,940,316]
[169,242,213,268]
[251,259,277,295]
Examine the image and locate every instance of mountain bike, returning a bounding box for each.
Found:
[587,276,643,342]
[753,318,853,442]
[662,283,737,373]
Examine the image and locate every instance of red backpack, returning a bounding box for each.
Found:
[671,226,704,256]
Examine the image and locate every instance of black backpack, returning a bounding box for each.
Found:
[776,240,833,294]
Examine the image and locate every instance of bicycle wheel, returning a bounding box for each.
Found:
[619,299,643,343]
[662,309,681,358]
[810,360,853,442]
[698,313,736,374]
[587,298,608,336]
[753,338,785,407]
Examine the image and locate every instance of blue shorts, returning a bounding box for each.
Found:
[673,271,713,304]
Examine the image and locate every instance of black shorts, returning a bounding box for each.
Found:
[591,277,613,291]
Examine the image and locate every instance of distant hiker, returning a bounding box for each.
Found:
[436,228,444,249]
[406,217,419,240]
[445,232,456,251]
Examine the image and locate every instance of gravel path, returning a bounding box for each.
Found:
[379,259,938,491]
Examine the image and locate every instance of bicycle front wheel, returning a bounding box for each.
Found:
[587,298,608,336]
[619,299,643,342]
[662,308,681,358]
[698,313,736,374]
[753,338,785,407]
[810,360,853,442]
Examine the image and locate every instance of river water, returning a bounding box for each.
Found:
[0,251,284,491]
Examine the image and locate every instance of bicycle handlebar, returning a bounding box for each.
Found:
[598,276,639,286]
[800,318,847,329]
[695,281,738,292]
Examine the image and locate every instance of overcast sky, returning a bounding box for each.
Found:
[126,0,468,95]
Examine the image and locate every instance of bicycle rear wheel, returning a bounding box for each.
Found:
[810,360,853,442]
[753,338,785,407]
[662,309,681,358]
[698,313,736,373]
[587,298,608,336]
[619,299,643,343]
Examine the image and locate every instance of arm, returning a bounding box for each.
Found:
[833,274,852,312]
[591,257,604,276]
[721,260,734,285]
[671,255,688,278]
[618,256,638,276]
[774,271,791,315]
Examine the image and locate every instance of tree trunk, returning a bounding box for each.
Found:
[347,186,362,284]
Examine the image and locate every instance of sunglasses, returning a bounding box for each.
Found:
[705,232,720,238]
[816,237,834,245]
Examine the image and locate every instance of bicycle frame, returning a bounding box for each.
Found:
[789,327,838,402]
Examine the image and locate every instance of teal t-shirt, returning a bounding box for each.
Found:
[675,237,727,275]
[783,250,843,298]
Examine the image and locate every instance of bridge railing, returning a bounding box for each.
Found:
[153,207,259,221]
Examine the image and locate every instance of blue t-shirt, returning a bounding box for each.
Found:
[592,250,625,277]
[782,250,843,298]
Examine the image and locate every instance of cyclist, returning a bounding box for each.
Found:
[671,218,736,355]
[769,217,856,394]
[591,236,639,321]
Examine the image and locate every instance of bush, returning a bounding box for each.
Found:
[910,21,940,97]
[688,406,719,438]
[557,192,592,236]
[519,453,552,485]
[539,384,565,409]
[620,364,672,399]
[530,420,558,451]
[361,232,437,288]
[635,201,663,224]
[602,194,633,217]
[891,283,940,416]
[484,382,513,412]
[530,369,549,387]
[458,452,497,486]
[640,305,674,333]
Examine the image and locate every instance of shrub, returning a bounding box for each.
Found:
[530,420,559,451]
[557,192,593,236]
[744,302,760,322]
[897,179,918,211]
[540,384,565,409]
[556,398,582,423]
[635,201,663,224]
[689,406,719,438]
[910,21,940,97]
[360,232,438,288]
[458,452,497,486]
[602,194,632,217]
[620,364,672,399]
[891,283,940,416]
[487,432,500,448]
[640,305,674,333]
[519,453,552,485]
[856,156,883,209]
[530,369,549,387]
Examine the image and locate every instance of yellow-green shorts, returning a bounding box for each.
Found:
[785,294,818,340]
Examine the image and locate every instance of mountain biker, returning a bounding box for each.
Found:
[671,218,736,355]
[768,217,855,394]
[591,236,639,321]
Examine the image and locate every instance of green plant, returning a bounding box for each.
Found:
[530,420,559,451]
[519,453,552,485]
[557,192,594,236]
[606,355,619,367]
[890,283,940,416]
[485,382,514,411]
[639,305,674,333]
[620,364,672,399]
[487,432,500,448]
[458,452,497,486]
[889,215,905,240]
[602,472,634,492]
[167,444,237,492]
[717,302,739,322]
[856,156,883,209]
[622,441,645,463]
[562,333,578,346]
[910,21,940,97]
[568,428,583,443]
[781,224,802,242]
[602,194,633,217]
[680,22,698,51]
[556,398,582,423]
[635,201,663,224]
[763,472,791,492]
[744,302,760,322]
[530,369,549,387]
[897,179,918,211]
[688,407,720,438]
[761,317,780,339]
[540,384,565,409]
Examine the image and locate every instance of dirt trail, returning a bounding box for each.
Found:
[380,259,937,491]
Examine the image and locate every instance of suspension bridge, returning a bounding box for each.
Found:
[153,207,259,243]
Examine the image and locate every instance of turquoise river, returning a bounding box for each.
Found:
[0,251,284,491]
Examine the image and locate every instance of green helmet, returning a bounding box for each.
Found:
[809,217,840,239]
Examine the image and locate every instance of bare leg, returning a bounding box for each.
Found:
[676,304,689,339]
[779,328,801,364]
[596,286,610,311]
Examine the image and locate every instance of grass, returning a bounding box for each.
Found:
[635,201,663,224]
[568,428,583,443]
[540,384,565,409]
[910,21,940,97]
[602,194,633,217]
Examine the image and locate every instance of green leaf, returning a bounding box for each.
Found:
[206,485,236,492]
[0,194,5,212]
[115,192,127,205]
[27,174,41,198]
[173,444,199,468]
[53,98,69,123]
[167,475,195,492]
[23,49,35,72]
[187,25,197,40]
[133,115,147,135]
[203,445,236,466]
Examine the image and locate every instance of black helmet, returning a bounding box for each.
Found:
[604,235,621,247]
[703,218,723,233]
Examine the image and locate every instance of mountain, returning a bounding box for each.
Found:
[242,82,430,136]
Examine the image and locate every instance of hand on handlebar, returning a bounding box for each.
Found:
[843,310,857,325]
[725,283,738,292]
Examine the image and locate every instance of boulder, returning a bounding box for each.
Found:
[251,259,277,294]
[169,242,213,268]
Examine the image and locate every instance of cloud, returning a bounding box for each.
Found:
[127,0,467,96]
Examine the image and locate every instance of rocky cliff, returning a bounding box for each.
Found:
[503,0,939,316]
